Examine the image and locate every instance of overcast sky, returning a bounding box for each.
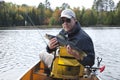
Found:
[3,0,120,9]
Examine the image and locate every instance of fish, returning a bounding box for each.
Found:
[45,33,67,46]
[45,33,87,60]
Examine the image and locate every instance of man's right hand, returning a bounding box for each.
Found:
[48,38,59,49]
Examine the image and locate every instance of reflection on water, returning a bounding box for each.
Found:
[0,28,120,80]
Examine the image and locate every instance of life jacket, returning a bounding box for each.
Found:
[50,46,85,79]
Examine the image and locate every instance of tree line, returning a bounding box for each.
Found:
[0,0,120,27]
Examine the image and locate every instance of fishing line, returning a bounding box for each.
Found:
[11,0,48,50]
[25,12,48,45]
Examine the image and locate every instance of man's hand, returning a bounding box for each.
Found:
[66,45,81,60]
[48,38,59,49]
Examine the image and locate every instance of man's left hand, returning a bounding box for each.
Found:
[66,45,80,60]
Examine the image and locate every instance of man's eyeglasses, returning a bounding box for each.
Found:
[61,18,71,24]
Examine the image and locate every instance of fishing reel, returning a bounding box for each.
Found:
[83,57,105,78]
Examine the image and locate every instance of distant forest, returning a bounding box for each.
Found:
[0,0,120,27]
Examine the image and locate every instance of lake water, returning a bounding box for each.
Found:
[0,27,120,80]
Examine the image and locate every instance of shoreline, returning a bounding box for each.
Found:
[0,25,120,30]
[0,25,61,30]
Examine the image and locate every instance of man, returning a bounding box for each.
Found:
[39,9,95,69]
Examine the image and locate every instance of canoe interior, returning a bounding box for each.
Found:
[20,61,100,80]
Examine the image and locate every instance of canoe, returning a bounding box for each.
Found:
[20,47,105,80]
[20,60,104,80]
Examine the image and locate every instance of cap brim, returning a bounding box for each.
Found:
[60,15,72,19]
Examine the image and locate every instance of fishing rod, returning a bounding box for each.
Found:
[11,0,48,45]
[25,12,48,45]
[13,0,48,45]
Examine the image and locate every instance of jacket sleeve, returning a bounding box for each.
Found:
[46,45,57,53]
[76,36,95,66]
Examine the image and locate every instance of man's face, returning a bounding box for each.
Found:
[61,17,76,32]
